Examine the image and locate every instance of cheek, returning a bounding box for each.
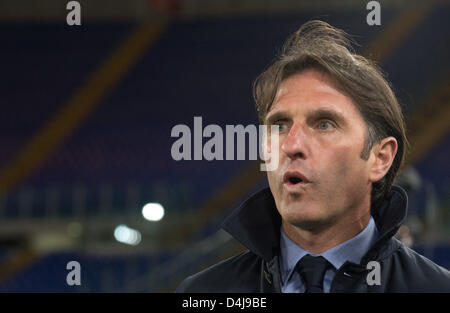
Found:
[267,168,282,194]
[266,170,276,188]
[266,144,287,184]
[266,162,289,210]
[319,143,368,192]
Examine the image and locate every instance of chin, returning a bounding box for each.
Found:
[281,203,332,232]
[292,218,332,232]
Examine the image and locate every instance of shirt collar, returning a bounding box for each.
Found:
[279,216,379,284]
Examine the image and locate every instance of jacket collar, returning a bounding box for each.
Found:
[222,185,408,262]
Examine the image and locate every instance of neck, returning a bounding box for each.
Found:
[282,206,371,254]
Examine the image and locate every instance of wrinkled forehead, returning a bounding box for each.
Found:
[272,69,339,102]
[268,69,359,118]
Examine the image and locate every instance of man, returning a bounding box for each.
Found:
[176,20,450,292]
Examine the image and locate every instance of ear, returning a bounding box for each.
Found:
[368,136,398,183]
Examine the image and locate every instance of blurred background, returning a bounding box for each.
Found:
[0,0,449,292]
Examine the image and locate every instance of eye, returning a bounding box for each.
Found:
[318,120,334,130]
[277,123,288,132]
[271,120,288,133]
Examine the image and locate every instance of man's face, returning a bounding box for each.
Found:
[265,69,372,232]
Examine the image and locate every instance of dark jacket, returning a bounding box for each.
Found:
[176,186,450,292]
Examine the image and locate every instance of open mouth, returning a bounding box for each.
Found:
[283,171,309,186]
[288,176,303,184]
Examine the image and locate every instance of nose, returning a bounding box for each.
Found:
[281,123,308,160]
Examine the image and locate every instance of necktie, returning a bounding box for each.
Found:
[296,255,330,293]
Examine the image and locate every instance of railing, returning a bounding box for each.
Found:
[0,182,194,220]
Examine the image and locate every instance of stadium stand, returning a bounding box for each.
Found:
[0,2,449,292]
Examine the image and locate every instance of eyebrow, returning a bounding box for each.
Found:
[265,110,289,125]
[307,109,346,126]
[265,108,347,126]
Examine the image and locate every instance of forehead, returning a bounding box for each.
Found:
[269,69,361,118]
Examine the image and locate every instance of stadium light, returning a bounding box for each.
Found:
[114,224,141,245]
[142,202,165,221]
